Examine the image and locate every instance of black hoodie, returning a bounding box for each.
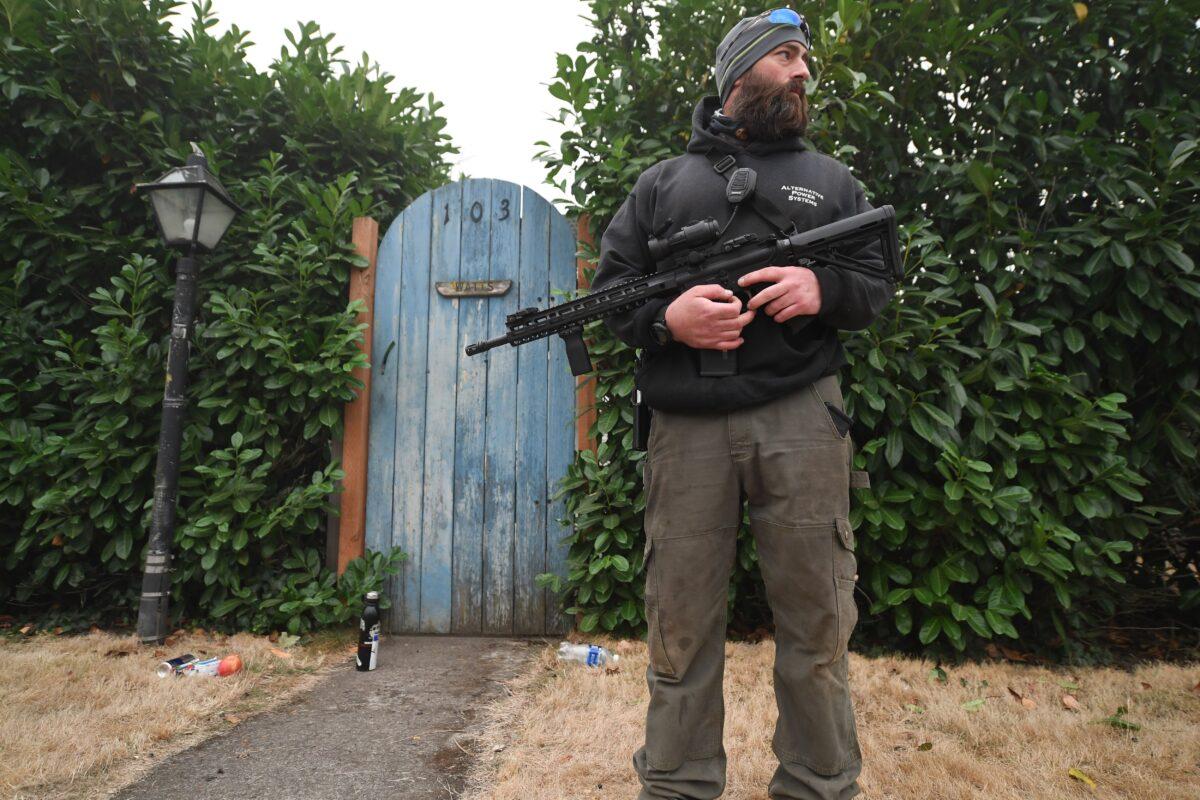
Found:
[591,95,894,414]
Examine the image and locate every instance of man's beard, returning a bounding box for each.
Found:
[725,70,809,141]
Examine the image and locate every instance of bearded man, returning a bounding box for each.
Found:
[590,7,895,800]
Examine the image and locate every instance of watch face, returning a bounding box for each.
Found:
[651,322,669,345]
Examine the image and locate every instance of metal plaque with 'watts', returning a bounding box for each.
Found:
[435,280,512,297]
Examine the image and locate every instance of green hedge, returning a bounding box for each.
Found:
[0,0,455,632]
[535,0,1198,659]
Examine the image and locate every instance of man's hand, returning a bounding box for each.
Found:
[737,266,822,323]
[664,284,756,351]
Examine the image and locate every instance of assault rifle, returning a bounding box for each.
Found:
[464,204,902,377]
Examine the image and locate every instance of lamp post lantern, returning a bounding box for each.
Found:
[133,143,243,644]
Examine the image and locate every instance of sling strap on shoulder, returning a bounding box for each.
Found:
[704,147,798,237]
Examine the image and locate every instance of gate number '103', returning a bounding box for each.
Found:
[445,199,510,225]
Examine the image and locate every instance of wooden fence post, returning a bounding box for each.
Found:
[576,214,598,453]
[338,216,379,575]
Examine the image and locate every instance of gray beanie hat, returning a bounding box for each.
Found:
[715,8,812,106]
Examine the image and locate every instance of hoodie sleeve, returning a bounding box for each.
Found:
[590,166,673,355]
[807,176,897,331]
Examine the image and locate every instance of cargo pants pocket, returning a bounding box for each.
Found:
[812,380,871,491]
[830,518,859,664]
[643,537,677,678]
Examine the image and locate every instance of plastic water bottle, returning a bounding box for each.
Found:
[557,641,620,668]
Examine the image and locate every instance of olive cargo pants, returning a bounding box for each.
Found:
[633,373,865,800]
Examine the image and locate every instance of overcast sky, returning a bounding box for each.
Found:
[169,1,595,210]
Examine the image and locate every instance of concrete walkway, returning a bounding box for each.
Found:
[116,635,549,800]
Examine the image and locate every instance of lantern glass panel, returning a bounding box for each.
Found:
[196,189,237,250]
[148,170,205,247]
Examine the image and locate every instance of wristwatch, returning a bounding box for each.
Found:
[650,304,673,346]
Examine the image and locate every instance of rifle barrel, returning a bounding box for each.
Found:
[464,335,510,356]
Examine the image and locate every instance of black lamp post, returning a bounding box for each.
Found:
[133,143,243,644]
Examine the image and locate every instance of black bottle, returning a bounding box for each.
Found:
[356,591,380,671]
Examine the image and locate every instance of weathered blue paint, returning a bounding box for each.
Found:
[416,181,461,634]
[390,192,433,633]
[451,179,490,631]
[365,205,403,561]
[545,211,578,635]
[482,181,521,633]
[513,186,550,634]
[367,179,575,635]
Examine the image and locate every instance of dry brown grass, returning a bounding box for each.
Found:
[462,634,1200,800]
[0,627,352,800]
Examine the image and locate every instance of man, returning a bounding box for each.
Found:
[590,8,895,800]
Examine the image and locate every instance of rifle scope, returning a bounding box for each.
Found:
[647,218,720,262]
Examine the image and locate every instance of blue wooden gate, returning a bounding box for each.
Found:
[365,178,577,635]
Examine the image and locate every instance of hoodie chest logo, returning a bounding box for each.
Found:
[781,184,824,208]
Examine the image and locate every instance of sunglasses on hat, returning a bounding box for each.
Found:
[763,7,811,41]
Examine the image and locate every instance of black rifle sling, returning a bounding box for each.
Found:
[704,147,797,236]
